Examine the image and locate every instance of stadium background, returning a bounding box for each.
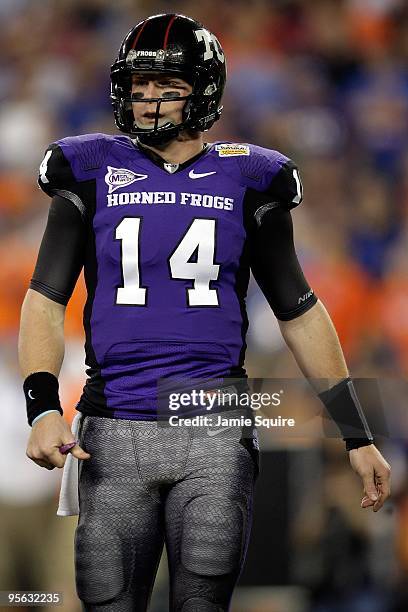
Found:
[1,0,408,610]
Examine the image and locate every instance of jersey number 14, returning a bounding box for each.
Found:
[116,217,220,307]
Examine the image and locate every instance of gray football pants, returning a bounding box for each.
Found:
[75,412,259,611]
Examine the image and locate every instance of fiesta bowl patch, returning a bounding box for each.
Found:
[215,144,250,157]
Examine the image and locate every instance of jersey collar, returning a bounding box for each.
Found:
[131,138,211,174]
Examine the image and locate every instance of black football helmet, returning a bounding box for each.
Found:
[110,13,227,145]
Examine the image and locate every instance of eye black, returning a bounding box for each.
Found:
[162,91,181,98]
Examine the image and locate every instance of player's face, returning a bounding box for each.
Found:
[131,72,192,129]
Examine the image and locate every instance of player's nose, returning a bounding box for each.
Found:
[144,81,159,100]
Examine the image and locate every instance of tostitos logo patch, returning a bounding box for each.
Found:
[105,166,148,194]
[216,144,250,157]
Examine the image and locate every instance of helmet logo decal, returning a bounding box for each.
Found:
[105,166,148,193]
[127,49,156,61]
[195,29,225,63]
[126,48,184,65]
[204,83,217,96]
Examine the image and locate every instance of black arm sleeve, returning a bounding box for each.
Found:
[30,195,86,305]
[248,202,317,320]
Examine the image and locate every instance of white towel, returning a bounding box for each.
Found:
[57,412,82,516]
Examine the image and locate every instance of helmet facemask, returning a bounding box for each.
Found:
[114,70,195,145]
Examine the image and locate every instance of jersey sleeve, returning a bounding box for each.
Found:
[38,143,87,219]
[263,158,303,210]
[244,189,317,320]
[30,195,86,305]
[236,144,303,210]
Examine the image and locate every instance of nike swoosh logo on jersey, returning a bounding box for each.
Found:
[207,426,231,437]
[188,169,217,179]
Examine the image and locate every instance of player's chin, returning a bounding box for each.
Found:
[135,118,177,130]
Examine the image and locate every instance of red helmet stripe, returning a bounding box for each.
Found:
[163,15,177,49]
[130,19,149,49]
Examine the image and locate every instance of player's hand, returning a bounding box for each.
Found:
[26,412,90,470]
[348,444,391,512]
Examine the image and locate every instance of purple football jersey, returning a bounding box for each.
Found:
[38,134,300,419]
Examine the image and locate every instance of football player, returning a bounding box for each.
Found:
[20,13,391,612]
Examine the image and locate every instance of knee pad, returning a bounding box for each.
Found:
[181,597,223,612]
[181,495,244,576]
[75,519,126,604]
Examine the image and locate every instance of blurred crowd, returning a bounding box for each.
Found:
[1,0,408,610]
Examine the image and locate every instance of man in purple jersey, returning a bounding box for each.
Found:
[20,13,391,612]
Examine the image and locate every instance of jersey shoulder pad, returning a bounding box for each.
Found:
[38,133,117,212]
[38,142,79,198]
[236,144,303,210]
[55,133,118,172]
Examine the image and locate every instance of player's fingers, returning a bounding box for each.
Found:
[45,449,66,469]
[372,487,385,511]
[361,495,375,508]
[362,472,379,503]
[372,482,391,512]
[59,440,77,454]
[376,472,391,502]
[34,458,56,470]
[27,446,59,469]
[70,444,91,460]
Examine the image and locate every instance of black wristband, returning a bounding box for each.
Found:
[318,377,374,451]
[23,371,63,426]
[344,438,373,452]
